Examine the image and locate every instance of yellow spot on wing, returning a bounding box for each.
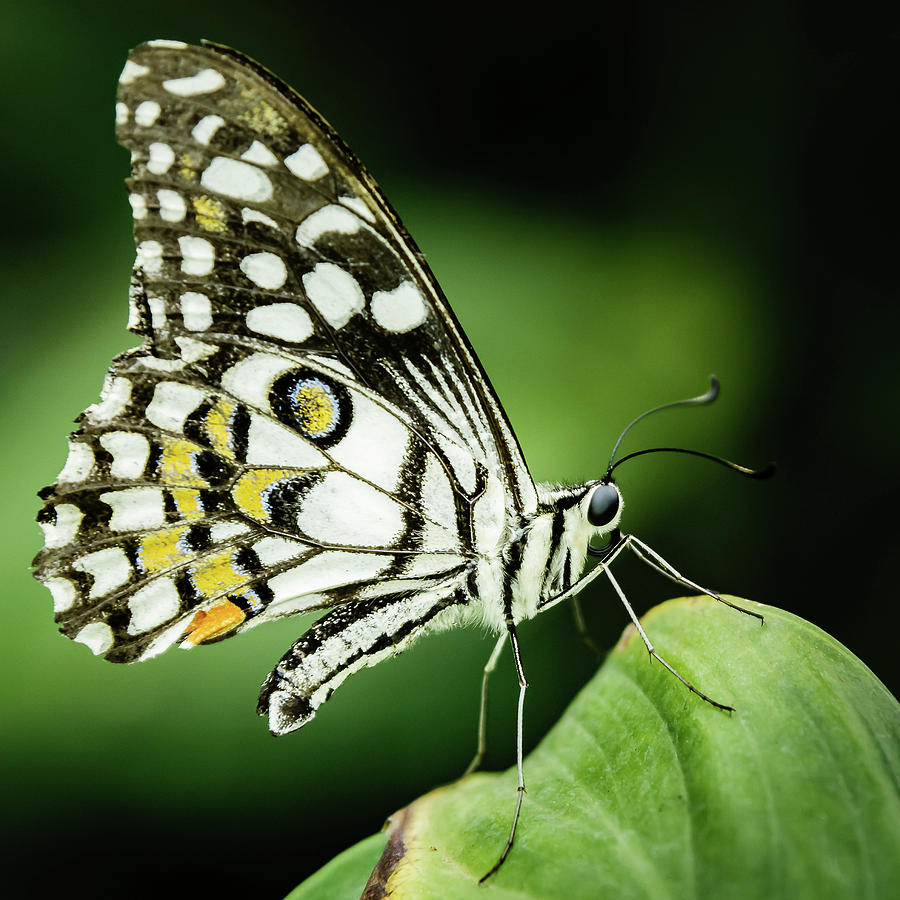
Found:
[182,598,246,646]
[294,384,335,436]
[171,487,205,519]
[159,438,207,486]
[137,525,190,573]
[237,91,288,136]
[232,468,301,523]
[192,194,228,233]
[189,550,246,599]
[178,152,200,182]
[204,399,236,458]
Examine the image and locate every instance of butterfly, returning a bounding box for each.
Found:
[33,39,771,880]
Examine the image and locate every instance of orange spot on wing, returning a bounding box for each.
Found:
[182,599,246,646]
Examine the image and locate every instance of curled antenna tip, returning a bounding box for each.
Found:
[748,462,777,480]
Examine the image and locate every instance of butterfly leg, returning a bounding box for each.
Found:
[604,565,734,712]
[627,536,764,623]
[535,535,632,616]
[571,594,603,658]
[479,620,528,883]
[464,633,506,776]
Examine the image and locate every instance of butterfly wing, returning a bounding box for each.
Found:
[33,40,536,729]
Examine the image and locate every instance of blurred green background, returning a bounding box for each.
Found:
[2,3,897,897]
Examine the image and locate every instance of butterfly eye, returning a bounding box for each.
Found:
[587,483,620,527]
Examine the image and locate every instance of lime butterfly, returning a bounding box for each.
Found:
[33,40,770,879]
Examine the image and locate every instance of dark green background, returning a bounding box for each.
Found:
[2,4,897,898]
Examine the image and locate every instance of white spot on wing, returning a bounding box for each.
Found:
[307,355,356,378]
[302,262,364,329]
[209,521,252,542]
[127,284,142,331]
[180,292,212,331]
[73,547,131,598]
[116,102,129,125]
[157,189,186,222]
[147,39,188,48]
[57,441,94,482]
[201,157,273,202]
[134,100,161,127]
[127,579,181,634]
[338,195,376,223]
[145,381,205,432]
[99,432,150,479]
[370,281,428,333]
[246,303,313,342]
[330,394,409,492]
[138,356,186,373]
[73,622,114,655]
[295,205,360,246]
[220,353,294,407]
[147,295,166,331]
[100,487,166,532]
[245,414,328,468]
[39,504,83,549]
[267,551,391,603]
[147,142,175,174]
[284,144,328,180]
[43,576,76,613]
[241,207,278,228]
[296,472,405,547]
[140,618,191,660]
[241,141,278,166]
[129,193,147,219]
[179,236,214,275]
[119,60,149,84]
[192,114,225,145]
[85,376,132,424]
[136,240,164,273]
[240,252,287,290]
[162,68,225,96]
[176,336,216,362]
[435,434,477,494]
[253,536,309,567]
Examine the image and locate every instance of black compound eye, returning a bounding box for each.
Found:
[587,483,620,527]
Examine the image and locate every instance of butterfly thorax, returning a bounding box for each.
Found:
[499,480,621,626]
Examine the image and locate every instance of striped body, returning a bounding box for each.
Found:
[33,40,621,737]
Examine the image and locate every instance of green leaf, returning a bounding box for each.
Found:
[286,833,387,900]
[289,597,900,899]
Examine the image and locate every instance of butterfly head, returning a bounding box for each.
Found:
[580,377,775,561]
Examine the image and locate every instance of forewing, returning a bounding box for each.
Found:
[120,40,536,518]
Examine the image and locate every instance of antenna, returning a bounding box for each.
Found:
[608,447,775,479]
[604,376,774,482]
[606,376,720,478]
